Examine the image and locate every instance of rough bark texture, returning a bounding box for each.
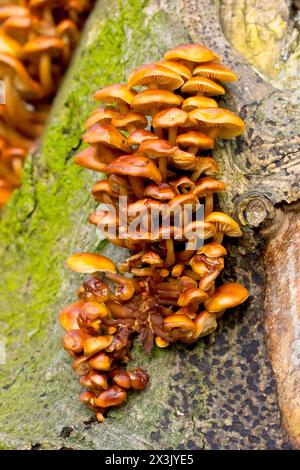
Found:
[0,0,299,449]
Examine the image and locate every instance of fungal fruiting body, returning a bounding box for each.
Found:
[60,43,249,423]
[0,1,94,208]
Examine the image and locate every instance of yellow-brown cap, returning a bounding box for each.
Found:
[131,89,183,112]
[205,211,243,237]
[164,44,215,63]
[181,76,225,96]
[94,84,136,107]
[189,107,245,138]
[66,253,117,274]
[106,154,162,184]
[182,96,218,112]
[204,283,249,312]
[128,63,184,90]
[193,62,237,82]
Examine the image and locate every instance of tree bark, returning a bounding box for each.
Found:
[0,0,299,449]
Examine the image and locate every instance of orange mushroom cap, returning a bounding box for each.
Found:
[144,182,176,200]
[192,177,226,197]
[22,35,64,57]
[176,131,214,149]
[156,60,192,81]
[74,146,107,172]
[131,89,183,112]
[94,84,136,107]
[204,283,249,313]
[106,154,162,184]
[182,96,218,112]
[138,138,177,157]
[128,63,184,90]
[83,123,130,152]
[152,107,188,128]
[164,43,215,63]
[189,107,245,138]
[197,242,227,258]
[193,62,237,82]
[205,211,243,237]
[127,129,158,146]
[66,253,117,274]
[84,106,119,129]
[181,76,225,96]
[111,112,147,130]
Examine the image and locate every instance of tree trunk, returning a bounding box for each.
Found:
[0,0,299,449]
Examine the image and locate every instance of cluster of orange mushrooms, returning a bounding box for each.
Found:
[0,0,94,207]
[59,44,250,422]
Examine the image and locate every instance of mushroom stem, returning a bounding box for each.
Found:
[159,158,168,181]
[168,127,177,145]
[182,60,194,72]
[188,145,198,154]
[165,238,176,266]
[128,176,144,199]
[39,53,53,95]
[205,194,214,217]
[214,231,224,244]
[191,170,201,182]
[44,7,55,26]
[119,103,129,114]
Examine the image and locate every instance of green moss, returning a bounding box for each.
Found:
[0,0,209,450]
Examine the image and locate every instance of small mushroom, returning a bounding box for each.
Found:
[128,63,184,90]
[94,385,127,407]
[131,89,183,117]
[204,283,249,314]
[144,182,176,200]
[63,329,89,354]
[66,253,117,274]
[106,154,162,197]
[189,107,245,139]
[191,156,218,181]
[83,123,130,153]
[176,130,214,153]
[127,129,158,146]
[83,335,113,357]
[205,211,243,243]
[181,76,225,96]
[94,83,136,114]
[22,36,64,95]
[192,310,218,339]
[84,106,119,130]
[138,137,177,181]
[193,62,237,82]
[156,59,192,81]
[111,112,147,134]
[164,43,215,71]
[152,107,189,145]
[88,352,112,371]
[74,147,107,172]
[177,287,208,307]
[192,176,226,216]
[182,95,218,112]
